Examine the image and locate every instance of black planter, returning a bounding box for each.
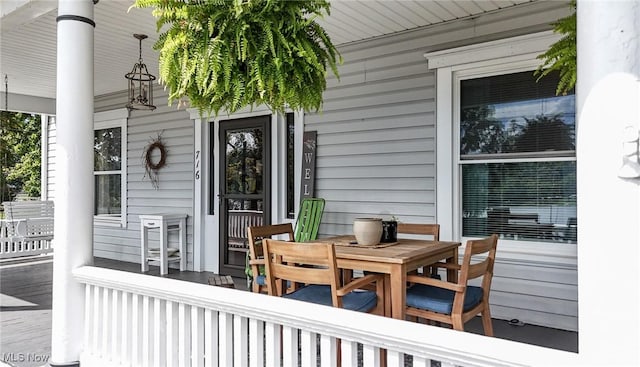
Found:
[380,220,398,243]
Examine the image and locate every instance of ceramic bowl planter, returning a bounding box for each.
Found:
[353,218,383,246]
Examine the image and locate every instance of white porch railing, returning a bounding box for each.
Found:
[74,266,578,367]
[0,219,54,259]
[1,200,54,259]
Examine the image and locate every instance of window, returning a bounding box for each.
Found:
[94,110,128,227]
[458,70,577,243]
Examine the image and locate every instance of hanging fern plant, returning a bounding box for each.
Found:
[130,0,341,116]
[535,0,576,95]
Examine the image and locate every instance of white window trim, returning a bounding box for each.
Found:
[426,31,577,266]
[94,109,128,228]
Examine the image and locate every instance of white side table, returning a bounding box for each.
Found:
[140,214,187,275]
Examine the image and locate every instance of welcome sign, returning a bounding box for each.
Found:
[300,130,317,201]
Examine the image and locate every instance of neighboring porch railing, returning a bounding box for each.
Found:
[0,200,54,259]
[74,266,578,367]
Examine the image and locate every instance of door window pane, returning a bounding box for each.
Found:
[226,198,264,266]
[225,129,264,194]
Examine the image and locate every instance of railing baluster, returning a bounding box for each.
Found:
[234,315,249,367]
[386,350,403,367]
[265,321,280,367]
[320,334,337,367]
[301,329,316,367]
[282,326,298,367]
[92,284,101,357]
[154,298,166,367]
[102,287,110,359]
[132,294,142,366]
[362,344,380,367]
[166,301,179,366]
[219,311,233,366]
[249,318,264,367]
[83,284,93,356]
[121,291,131,365]
[341,340,358,367]
[111,289,121,362]
[142,295,152,367]
[412,356,430,367]
[205,309,219,367]
[178,303,191,367]
[192,306,205,367]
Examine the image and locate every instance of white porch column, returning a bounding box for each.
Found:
[51,0,95,365]
[577,0,640,365]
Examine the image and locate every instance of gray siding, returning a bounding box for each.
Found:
[94,89,195,267]
[307,0,577,330]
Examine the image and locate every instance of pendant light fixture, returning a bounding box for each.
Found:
[125,34,156,111]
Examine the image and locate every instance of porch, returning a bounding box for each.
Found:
[1,256,577,366]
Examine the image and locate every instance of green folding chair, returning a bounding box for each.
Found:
[294,198,325,242]
[245,198,324,287]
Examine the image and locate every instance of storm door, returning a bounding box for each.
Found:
[219,116,271,277]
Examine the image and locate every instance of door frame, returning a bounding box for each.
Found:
[218,115,272,277]
[191,108,304,274]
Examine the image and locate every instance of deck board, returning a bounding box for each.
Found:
[1,256,577,367]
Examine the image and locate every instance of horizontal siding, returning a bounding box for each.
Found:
[309,0,577,330]
[94,89,195,270]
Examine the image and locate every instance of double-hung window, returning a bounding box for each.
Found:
[458,70,576,243]
[429,32,578,247]
[94,109,128,227]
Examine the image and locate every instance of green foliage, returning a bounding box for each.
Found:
[535,0,576,95]
[131,0,341,116]
[0,111,41,201]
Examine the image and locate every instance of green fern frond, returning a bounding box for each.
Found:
[535,0,576,95]
[133,0,341,115]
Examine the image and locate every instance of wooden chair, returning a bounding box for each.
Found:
[246,223,295,293]
[398,223,440,276]
[262,239,384,315]
[405,234,498,336]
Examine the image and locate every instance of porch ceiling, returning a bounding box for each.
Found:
[0,0,535,102]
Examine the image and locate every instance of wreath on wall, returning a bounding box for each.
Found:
[142,131,167,190]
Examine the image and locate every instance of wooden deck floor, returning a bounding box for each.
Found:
[1,256,578,367]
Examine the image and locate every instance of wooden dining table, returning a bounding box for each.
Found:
[317,235,461,320]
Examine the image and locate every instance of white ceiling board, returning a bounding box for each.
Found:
[1,0,540,100]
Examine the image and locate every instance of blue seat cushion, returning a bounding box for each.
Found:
[283,284,377,313]
[406,284,483,315]
[255,274,266,286]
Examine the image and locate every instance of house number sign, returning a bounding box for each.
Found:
[300,131,317,201]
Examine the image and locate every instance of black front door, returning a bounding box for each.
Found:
[219,116,271,277]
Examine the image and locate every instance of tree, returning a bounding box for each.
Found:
[131,0,341,116]
[0,111,41,201]
[511,115,575,153]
